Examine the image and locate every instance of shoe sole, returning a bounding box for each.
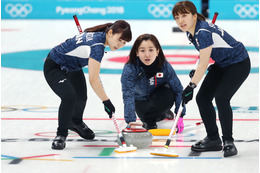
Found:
[224,149,238,157]
[191,146,223,152]
[69,127,95,140]
[51,143,66,150]
[224,152,238,157]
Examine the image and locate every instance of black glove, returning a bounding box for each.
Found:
[103,99,115,118]
[182,82,196,106]
[189,69,195,78]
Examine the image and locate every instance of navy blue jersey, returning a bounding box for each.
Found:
[121,60,185,123]
[187,20,248,67]
[49,32,106,72]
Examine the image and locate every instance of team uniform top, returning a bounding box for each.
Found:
[187,20,249,67]
[121,60,184,123]
[49,32,106,72]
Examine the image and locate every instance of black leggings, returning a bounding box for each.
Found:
[44,56,87,137]
[196,57,251,141]
[135,85,175,124]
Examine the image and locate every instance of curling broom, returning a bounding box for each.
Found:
[150,102,184,157]
[111,114,137,153]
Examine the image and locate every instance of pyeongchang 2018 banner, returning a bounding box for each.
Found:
[1,0,200,20]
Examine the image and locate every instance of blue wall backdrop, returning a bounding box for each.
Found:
[3,0,257,20]
[1,0,199,20]
[2,0,258,20]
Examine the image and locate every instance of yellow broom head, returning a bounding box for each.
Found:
[150,148,179,157]
[149,129,171,136]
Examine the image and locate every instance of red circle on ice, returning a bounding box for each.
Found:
[34,132,78,137]
[108,54,214,64]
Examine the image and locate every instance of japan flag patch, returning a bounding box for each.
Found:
[156,72,164,78]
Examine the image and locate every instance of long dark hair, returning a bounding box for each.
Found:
[127,34,166,67]
[172,1,205,21]
[84,20,132,42]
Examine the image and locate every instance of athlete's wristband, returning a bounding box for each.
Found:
[189,82,197,89]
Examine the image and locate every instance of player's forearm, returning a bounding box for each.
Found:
[191,46,212,85]
[89,78,109,101]
[190,63,208,85]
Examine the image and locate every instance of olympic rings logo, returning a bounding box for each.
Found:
[1,105,58,113]
[234,4,259,18]
[148,4,173,18]
[5,3,32,18]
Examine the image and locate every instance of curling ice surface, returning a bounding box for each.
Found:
[1,20,258,173]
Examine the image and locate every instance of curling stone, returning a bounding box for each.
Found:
[117,125,153,149]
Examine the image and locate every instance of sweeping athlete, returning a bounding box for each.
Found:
[172,1,250,157]
[44,20,132,150]
[121,34,185,131]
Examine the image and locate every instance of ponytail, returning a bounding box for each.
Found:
[84,20,132,42]
[197,12,206,21]
[84,23,113,32]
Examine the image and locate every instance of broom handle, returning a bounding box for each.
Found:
[212,12,219,24]
[73,15,83,33]
[111,114,127,146]
[164,104,184,149]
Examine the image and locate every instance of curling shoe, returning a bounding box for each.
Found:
[69,121,95,140]
[52,135,66,150]
[191,136,222,152]
[223,140,238,157]
[142,122,157,130]
[165,110,174,120]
